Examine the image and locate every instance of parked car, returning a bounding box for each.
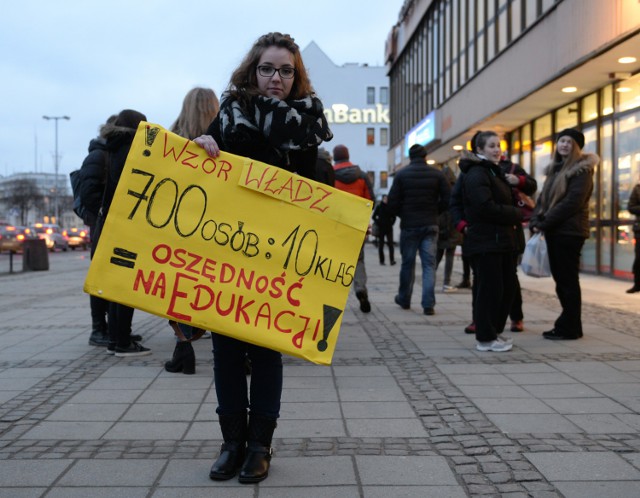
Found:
[0,225,38,253]
[63,227,90,250]
[30,223,69,252]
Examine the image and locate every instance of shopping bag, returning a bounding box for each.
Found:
[520,232,551,277]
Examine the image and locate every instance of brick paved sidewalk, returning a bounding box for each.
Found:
[0,245,639,497]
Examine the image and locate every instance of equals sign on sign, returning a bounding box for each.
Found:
[110,248,138,269]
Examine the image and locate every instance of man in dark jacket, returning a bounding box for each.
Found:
[372,195,396,265]
[332,144,374,312]
[388,144,450,315]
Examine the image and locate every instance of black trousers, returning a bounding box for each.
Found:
[470,252,516,342]
[546,233,585,338]
[378,227,395,264]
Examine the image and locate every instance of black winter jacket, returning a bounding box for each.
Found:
[459,152,522,256]
[387,158,450,229]
[529,153,598,239]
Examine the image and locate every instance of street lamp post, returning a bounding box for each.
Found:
[42,115,70,223]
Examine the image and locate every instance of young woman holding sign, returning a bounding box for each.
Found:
[194,32,333,484]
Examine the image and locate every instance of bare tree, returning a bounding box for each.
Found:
[6,178,44,225]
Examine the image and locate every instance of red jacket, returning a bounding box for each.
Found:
[333,161,373,200]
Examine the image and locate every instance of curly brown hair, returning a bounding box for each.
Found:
[227,32,314,106]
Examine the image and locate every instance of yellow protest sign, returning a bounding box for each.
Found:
[84,123,372,365]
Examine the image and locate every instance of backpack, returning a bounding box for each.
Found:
[69,169,97,226]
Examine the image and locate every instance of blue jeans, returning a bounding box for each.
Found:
[397,225,439,310]
[211,333,283,419]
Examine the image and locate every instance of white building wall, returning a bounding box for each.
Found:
[302,42,391,198]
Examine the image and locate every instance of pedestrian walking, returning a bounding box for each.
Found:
[372,195,396,266]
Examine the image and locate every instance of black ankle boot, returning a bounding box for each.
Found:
[238,414,277,484]
[88,321,109,347]
[164,341,195,374]
[210,413,247,480]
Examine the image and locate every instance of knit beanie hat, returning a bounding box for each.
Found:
[409,144,427,159]
[317,147,332,162]
[115,109,147,130]
[556,128,585,149]
[333,144,349,162]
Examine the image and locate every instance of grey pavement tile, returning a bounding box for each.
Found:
[0,490,46,498]
[149,376,214,390]
[494,363,558,374]
[525,451,640,481]
[47,488,149,498]
[341,400,415,418]
[259,487,360,498]
[67,389,144,404]
[363,486,468,498]
[152,488,253,498]
[0,367,60,378]
[542,397,632,414]
[356,456,457,486]
[0,390,21,403]
[523,383,603,398]
[347,418,428,437]
[281,388,338,402]
[553,482,640,498]
[103,421,189,440]
[283,376,336,389]
[504,372,579,385]
[20,421,113,440]
[457,384,532,398]
[332,365,390,377]
[137,389,208,404]
[85,377,155,390]
[615,413,640,431]
[0,460,72,486]
[336,376,400,388]
[279,401,342,420]
[100,365,163,378]
[0,377,43,391]
[183,421,218,440]
[446,374,516,386]
[606,360,640,371]
[566,414,637,433]
[337,387,407,402]
[589,382,640,398]
[284,365,332,377]
[437,364,500,374]
[547,361,640,383]
[273,419,347,438]
[59,459,166,486]
[260,456,356,486]
[417,347,477,357]
[47,403,130,421]
[195,403,216,422]
[122,403,200,421]
[472,397,555,414]
[486,414,583,434]
[157,459,221,487]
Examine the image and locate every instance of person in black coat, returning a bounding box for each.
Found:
[372,195,396,265]
[628,179,640,293]
[96,109,151,358]
[529,128,598,340]
[460,131,522,352]
[499,157,537,332]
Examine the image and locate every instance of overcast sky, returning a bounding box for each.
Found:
[1,0,403,180]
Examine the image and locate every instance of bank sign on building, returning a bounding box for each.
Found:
[302,42,390,199]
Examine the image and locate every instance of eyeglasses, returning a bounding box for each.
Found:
[257,65,296,79]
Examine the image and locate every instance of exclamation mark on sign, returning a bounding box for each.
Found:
[317,305,343,352]
[144,125,160,156]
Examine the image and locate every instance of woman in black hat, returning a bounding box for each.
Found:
[529,128,599,340]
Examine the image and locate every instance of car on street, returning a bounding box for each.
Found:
[30,223,69,252]
[63,227,90,250]
[0,225,38,253]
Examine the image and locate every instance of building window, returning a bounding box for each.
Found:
[367,86,375,105]
[366,127,375,145]
[380,87,389,105]
[380,127,389,146]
